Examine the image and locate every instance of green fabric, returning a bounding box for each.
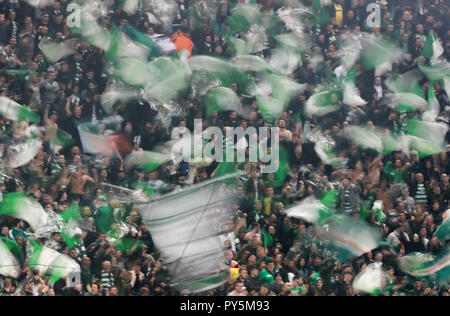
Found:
[0,236,25,264]
[122,24,161,58]
[115,237,142,256]
[258,269,275,285]
[94,205,112,233]
[262,231,273,250]
[384,162,405,184]
[311,0,331,25]
[9,228,27,242]
[60,203,82,223]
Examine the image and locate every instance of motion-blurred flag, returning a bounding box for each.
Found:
[0,193,48,231]
[398,247,449,280]
[346,126,383,153]
[137,176,236,293]
[6,137,42,169]
[125,150,171,172]
[322,215,382,262]
[285,191,336,225]
[39,38,79,63]
[0,238,22,278]
[29,240,81,285]
[78,123,132,156]
[205,87,242,116]
[353,264,388,295]
[0,96,39,123]
[422,31,444,65]
[434,209,450,242]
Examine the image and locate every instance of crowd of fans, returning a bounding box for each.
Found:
[0,0,449,296]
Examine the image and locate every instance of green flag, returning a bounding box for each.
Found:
[0,96,39,123]
[123,24,161,59]
[29,240,80,285]
[0,192,47,231]
[422,31,444,63]
[0,237,23,278]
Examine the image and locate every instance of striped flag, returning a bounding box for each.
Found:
[322,215,382,262]
[398,247,449,280]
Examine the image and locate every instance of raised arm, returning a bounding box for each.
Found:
[65,97,72,118]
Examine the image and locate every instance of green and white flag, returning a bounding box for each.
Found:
[5,136,42,169]
[0,238,22,278]
[78,13,112,51]
[422,31,444,65]
[143,54,191,104]
[284,190,336,225]
[125,150,171,172]
[387,92,428,112]
[0,96,39,123]
[419,62,450,83]
[39,38,79,63]
[398,247,449,280]
[205,87,243,116]
[122,0,139,15]
[254,74,306,121]
[0,193,48,231]
[434,210,450,243]
[189,55,249,89]
[137,176,235,293]
[423,84,440,122]
[346,126,383,153]
[343,81,367,106]
[406,119,448,157]
[58,203,83,248]
[443,77,450,100]
[353,264,388,295]
[361,37,400,71]
[101,86,137,114]
[322,215,382,262]
[227,3,261,35]
[29,241,80,285]
[306,89,342,117]
[233,55,276,73]
[123,24,161,59]
[314,138,348,167]
[270,47,302,76]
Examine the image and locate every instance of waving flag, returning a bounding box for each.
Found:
[0,193,48,231]
[0,96,39,123]
[398,247,449,280]
[422,31,444,65]
[353,264,388,295]
[434,209,450,242]
[29,241,81,285]
[137,176,236,293]
[0,238,22,278]
[78,123,132,156]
